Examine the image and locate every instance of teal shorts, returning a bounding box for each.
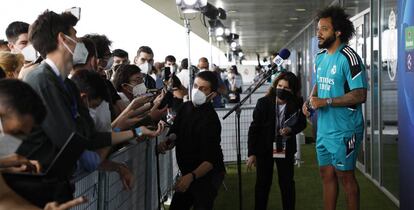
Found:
[316,133,363,171]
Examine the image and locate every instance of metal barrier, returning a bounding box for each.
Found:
[71,91,270,209]
[72,133,174,210]
[216,106,255,163]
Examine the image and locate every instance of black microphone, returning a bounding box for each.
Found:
[165,133,177,146]
[269,48,291,71]
[156,133,177,154]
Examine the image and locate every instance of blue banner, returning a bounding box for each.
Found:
[398,0,414,209]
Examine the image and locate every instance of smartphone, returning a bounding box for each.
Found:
[158,91,173,109]
[147,88,161,94]
[65,7,81,20]
[164,67,171,81]
[142,93,154,97]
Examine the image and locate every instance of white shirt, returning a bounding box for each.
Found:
[45,58,61,78]
[276,103,287,129]
[176,69,190,89]
[89,101,112,132]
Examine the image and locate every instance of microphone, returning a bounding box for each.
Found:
[156,133,177,154]
[165,133,177,146]
[269,48,291,71]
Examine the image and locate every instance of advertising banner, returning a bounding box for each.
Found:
[398,0,414,209]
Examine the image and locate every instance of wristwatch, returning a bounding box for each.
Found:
[132,127,143,137]
[326,98,333,106]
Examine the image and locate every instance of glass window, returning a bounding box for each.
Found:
[380,0,399,199]
[371,0,381,182]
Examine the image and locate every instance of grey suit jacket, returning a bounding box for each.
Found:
[17,62,111,169]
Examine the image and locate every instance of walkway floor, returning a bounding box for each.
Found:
[214,144,399,210]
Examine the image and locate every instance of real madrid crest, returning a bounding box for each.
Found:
[331,65,337,75]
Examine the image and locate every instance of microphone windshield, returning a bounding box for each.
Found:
[168,133,177,141]
[279,49,291,60]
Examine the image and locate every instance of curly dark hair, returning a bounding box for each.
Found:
[83,34,112,59]
[316,6,355,44]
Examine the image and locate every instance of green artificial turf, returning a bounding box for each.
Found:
[165,144,399,210]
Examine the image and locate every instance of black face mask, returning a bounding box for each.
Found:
[276,88,292,101]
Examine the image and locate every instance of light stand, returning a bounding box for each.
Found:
[209,27,214,69]
[222,67,276,210]
[184,18,193,100]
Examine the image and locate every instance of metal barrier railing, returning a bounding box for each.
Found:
[216,106,255,163]
[71,132,174,210]
[71,99,266,210]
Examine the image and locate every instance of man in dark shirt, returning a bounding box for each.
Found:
[158,71,225,210]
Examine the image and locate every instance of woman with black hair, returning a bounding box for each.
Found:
[247,72,306,210]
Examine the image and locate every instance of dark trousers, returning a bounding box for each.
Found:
[169,172,224,210]
[255,155,295,210]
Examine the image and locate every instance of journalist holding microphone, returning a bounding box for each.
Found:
[247,72,306,210]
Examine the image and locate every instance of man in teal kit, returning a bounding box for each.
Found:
[302,6,367,210]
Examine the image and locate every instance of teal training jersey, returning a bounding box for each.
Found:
[315,44,367,138]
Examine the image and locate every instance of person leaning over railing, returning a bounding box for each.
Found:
[0,79,86,210]
[70,69,166,190]
[3,10,164,207]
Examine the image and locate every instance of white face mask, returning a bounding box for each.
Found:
[191,88,207,106]
[0,118,22,158]
[127,83,147,97]
[139,62,152,74]
[20,44,38,62]
[62,35,89,65]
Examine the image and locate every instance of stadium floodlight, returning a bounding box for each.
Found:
[224,28,231,36]
[215,27,224,36]
[176,0,208,13]
[230,41,238,48]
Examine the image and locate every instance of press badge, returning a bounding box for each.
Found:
[273,141,286,158]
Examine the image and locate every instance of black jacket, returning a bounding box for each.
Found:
[169,101,225,176]
[248,96,306,157]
